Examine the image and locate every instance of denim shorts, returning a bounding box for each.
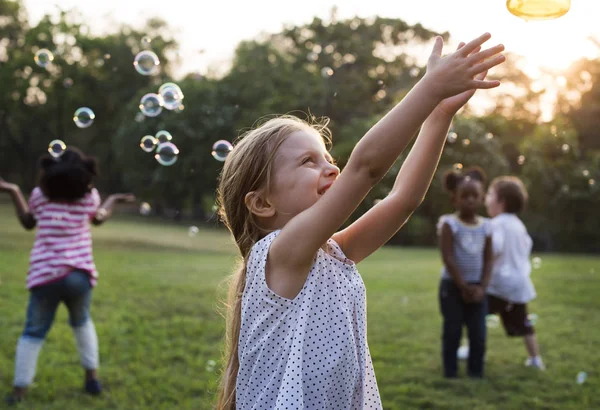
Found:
[22,270,93,339]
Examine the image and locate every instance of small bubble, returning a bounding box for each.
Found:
[135,112,145,123]
[576,372,587,385]
[307,52,318,62]
[453,163,463,172]
[550,125,557,135]
[34,49,54,68]
[140,135,158,153]
[73,107,95,128]
[155,142,179,166]
[582,169,590,177]
[589,179,596,187]
[373,199,382,206]
[527,313,538,326]
[409,67,420,77]
[188,226,199,237]
[133,50,160,75]
[141,36,152,48]
[139,93,163,117]
[518,155,526,165]
[321,67,334,78]
[462,139,471,146]
[104,53,111,60]
[561,143,570,153]
[155,130,172,144]
[48,139,66,158]
[447,132,457,144]
[211,140,233,162]
[140,202,151,216]
[532,257,542,269]
[561,184,570,193]
[485,132,494,140]
[486,314,499,328]
[63,78,73,88]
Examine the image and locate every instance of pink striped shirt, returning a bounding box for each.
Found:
[27,187,101,289]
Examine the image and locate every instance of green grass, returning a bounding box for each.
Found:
[0,203,598,409]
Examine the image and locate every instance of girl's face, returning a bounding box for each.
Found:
[485,186,504,217]
[266,130,340,226]
[454,179,484,216]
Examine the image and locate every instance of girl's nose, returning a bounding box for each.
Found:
[326,163,340,177]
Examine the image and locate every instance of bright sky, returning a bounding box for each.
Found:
[22,0,600,118]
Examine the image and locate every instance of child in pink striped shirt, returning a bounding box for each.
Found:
[0,147,134,405]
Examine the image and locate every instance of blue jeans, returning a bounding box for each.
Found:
[439,279,487,378]
[23,270,93,339]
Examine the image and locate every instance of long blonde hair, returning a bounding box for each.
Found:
[215,115,330,409]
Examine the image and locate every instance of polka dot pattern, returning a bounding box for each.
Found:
[236,231,382,409]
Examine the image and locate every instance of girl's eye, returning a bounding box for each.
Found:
[302,157,313,164]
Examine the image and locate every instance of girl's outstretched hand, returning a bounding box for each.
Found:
[113,193,136,203]
[0,177,17,193]
[424,32,505,101]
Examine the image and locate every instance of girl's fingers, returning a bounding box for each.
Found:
[458,32,492,56]
[468,44,505,64]
[469,55,506,76]
[470,79,501,89]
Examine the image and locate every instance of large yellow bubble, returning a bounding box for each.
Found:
[506,0,570,21]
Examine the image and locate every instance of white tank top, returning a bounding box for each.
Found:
[236,230,382,409]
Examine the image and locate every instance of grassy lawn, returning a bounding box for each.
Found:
[0,203,598,409]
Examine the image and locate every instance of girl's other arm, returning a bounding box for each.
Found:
[92,193,135,226]
[0,179,36,230]
[440,223,470,295]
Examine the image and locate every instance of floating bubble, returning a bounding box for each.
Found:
[206,359,216,372]
[141,36,152,48]
[518,155,526,165]
[139,93,163,117]
[532,257,542,269]
[561,143,570,153]
[73,107,95,128]
[140,202,151,216]
[373,199,382,206]
[155,142,179,166]
[447,132,458,144]
[576,371,587,385]
[63,78,73,88]
[133,50,160,75]
[409,67,420,77]
[104,53,111,60]
[486,314,499,328]
[135,112,145,123]
[188,226,199,237]
[582,169,590,177]
[457,345,469,360]
[453,163,463,172]
[462,139,471,146]
[506,0,570,21]
[140,135,157,153]
[527,313,538,326]
[377,80,384,87]
[48,139,66,158]
[211,140,233,162]
[321,67,334,78]
[307,52,318,62]
[159,83,184,110]
[211,204,218,213]
[155,130,172,144]
[589,179,596,187]
[34,49,54,68]
[561,184,570,193]
[485,132,494,140]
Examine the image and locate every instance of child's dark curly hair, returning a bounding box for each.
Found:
[443,165,487,194]
[38,147,98,202]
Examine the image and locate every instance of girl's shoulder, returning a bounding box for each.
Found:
[436,213,459,235]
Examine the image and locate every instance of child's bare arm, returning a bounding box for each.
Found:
[0,178,36,230]
[92,193,136,225]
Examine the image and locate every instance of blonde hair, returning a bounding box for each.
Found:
[215,114,330,409]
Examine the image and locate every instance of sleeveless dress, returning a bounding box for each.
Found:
[236,230,382,409]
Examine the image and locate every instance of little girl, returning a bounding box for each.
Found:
[216,33,505,408]
[0,147,134,405]
[437,166,493,378]
[485,176,545,370]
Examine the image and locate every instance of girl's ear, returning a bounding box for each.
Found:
[245,191,275,218]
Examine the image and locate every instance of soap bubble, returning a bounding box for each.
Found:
[34,49,54,68]
[211,140,233,162]
[462,139,471,146]
[486,314,499,328]
[321,67,334,78]
[307,52,318,62]
[73,107,95,128]
[576,372,587,385]
[582,169,590,177]
[140,135,157,153]
[139,93,163,117]
[48,139,66,158]
[447,132,457,144]
[188,226,199,237]
[561,143,570,153]
[155,130,172,144]
[457,345,469,360]
[518,155,526,165]
[63,78,73,88]
[133,50,160,75]
[141,36,152,48]
[158,83,184,110]
[453,163,463,172]
[527,313,538,326]
[409,67,420,77]
[589,179,596,187]
[532,257,542,269]
[485,132,494,140]
[140,202,151,216]
[155,142,179,166]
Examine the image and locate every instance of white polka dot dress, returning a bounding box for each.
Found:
[236,230,382,409]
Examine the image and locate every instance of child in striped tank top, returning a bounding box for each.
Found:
[0,147,134,405]
[437,166,493,378]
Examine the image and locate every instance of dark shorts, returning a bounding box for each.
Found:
[487,294,535,337]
